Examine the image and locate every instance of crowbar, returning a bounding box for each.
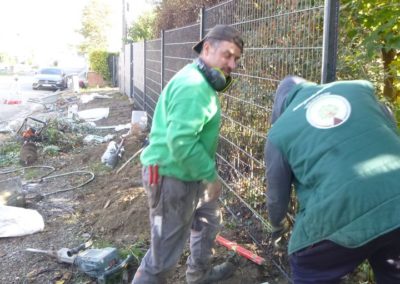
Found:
[116,147,144,174]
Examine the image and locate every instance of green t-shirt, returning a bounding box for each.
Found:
[140,63,221,182]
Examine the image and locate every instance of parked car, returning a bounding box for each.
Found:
[32,67,68,90]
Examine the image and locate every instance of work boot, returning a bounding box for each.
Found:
[187,262,235,284]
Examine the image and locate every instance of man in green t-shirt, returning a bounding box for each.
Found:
[132,25,243,284]
[265,76,400,283]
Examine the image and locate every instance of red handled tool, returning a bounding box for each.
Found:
[216,235,265,265]
[149,165,159,186]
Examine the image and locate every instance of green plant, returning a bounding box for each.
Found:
[89,50,111,81]
[42,145,60,156]
[23,169,39,180]
[78,0,111,55]
[338,1,400,102]
[44,126,61,145]
[0,141,20,155]
[0,142,20,167]
[88,161,111,175]
[125,240,146,264]
[126,11,155,42]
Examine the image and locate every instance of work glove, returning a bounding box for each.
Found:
[204,179,222,202]
[270,220,290,251]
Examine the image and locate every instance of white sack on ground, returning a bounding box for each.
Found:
[0,205,45,237]
[80,93,112,104]
[77,108,109,122]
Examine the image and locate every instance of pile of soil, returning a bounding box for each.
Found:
[0,90,288,284]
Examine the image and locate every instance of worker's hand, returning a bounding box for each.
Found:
[204,179,222,202]
[271,220,290,251]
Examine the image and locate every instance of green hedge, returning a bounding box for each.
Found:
[89,50,111,81]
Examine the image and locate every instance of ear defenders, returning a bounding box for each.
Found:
[194,58,234,92]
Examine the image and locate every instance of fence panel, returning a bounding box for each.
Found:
[132,42,145,110]
[163,24,201,87]
[119,51,125,95]
[202,0,325,242]
[144,39,162,119]
[124,44,131,97]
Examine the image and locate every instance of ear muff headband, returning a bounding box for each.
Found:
[195,58,234,92]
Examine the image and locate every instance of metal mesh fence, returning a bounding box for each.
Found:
[163,24,201,84]
[207,0,325,239]
[121,0,334,280]
[144,39,162,118]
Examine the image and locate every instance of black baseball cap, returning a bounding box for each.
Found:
[193,24,244,54]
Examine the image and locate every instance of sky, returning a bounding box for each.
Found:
[0,0,153,68]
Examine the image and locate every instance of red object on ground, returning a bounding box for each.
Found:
[4,99,22,105]
[216,235,265,265]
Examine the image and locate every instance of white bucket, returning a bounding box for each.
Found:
[68,104,78,119]
[72,75,80,93]
[131,111,148,130]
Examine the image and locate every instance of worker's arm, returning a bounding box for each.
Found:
[264,139,293,228]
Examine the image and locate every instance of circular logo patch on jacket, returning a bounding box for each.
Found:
[306,94,351,129]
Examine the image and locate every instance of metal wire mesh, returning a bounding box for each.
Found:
[144,39,162,117]
[163,24,200,88]
[205,0,325,228]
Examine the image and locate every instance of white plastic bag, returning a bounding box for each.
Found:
[101,141,118,167]
[0,205,45,237]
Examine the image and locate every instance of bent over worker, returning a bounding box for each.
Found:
[265,76,400,283]
[132,25,244,284]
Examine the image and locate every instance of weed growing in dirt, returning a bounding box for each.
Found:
[89,161,112,175]
[125,239,146,264]
[22,167,44,180]
[0,141,20,166]
[42,145,60,156]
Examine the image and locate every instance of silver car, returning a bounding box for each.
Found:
[32,67,67,90]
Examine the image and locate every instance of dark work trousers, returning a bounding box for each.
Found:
[290,227,400,284]
[132,167,222,284]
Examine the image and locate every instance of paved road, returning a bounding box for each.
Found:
[0,75,55,131]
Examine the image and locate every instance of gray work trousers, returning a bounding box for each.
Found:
[132,167,222,284]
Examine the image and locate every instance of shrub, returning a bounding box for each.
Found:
[89,50,111,81]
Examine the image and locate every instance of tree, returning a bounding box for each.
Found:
[152,0,223,35]
[338,0,399,103]
[126,12,156,42]
[78,0,111,55]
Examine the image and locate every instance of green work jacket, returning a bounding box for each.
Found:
[141,62,220,182]
[268,80,400,254]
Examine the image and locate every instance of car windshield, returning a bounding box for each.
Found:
[39,68,62,75]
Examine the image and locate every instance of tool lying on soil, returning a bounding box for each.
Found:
[216,235,266,265]
[116,147,144,174]
[16,116,47,142]
[15,117,47,166]
[116,137,149,174]
[101,138,125,169]
[26,242,134,283]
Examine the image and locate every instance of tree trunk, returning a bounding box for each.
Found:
[381,48,396,102]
